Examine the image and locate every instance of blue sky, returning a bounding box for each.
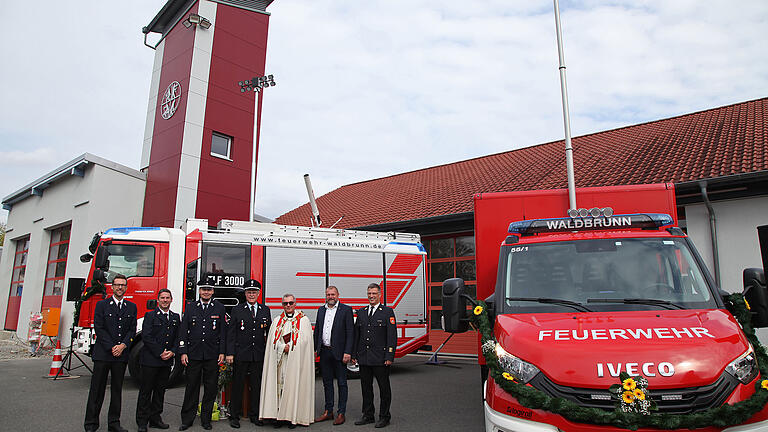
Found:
[1,0,767,223]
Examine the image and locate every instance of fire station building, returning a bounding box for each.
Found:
[275,98,768,355]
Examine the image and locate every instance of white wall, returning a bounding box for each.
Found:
[686,196,768,342]
[0,163,145,345]
[685,196,768,293]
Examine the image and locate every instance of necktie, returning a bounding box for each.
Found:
[118,301,122,311]
[203,303,207,312]
[369,306,374,318]
[251,305,256,318]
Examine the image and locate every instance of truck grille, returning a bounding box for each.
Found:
[529,373,739,414]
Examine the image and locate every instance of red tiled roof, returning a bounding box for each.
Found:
[276,98,768,228]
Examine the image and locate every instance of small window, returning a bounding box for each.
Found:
[203,244,250,276]
[211,132,232,160]
[104,244,155,282]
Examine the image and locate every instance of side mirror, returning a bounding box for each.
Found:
[743,268,768,328]
[80,253,94,263]
[146,299,158,310]
[442,278,469,333]
[94,245,110,270]
[93,269,108,283]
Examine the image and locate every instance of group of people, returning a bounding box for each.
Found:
[84,274,398,432]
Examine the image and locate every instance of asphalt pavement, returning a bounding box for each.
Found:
[0,354,484,432]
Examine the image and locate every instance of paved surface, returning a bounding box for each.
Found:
[0,354,484,431]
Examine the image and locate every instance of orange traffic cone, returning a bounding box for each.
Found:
[45,340,68,378]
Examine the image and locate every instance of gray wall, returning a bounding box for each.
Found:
[0,164,145,344]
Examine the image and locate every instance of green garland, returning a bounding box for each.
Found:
[472,294,768,430]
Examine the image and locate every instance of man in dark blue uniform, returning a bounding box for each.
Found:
[226,279,271,428]
[136,288,180,432]
[352,283,397,429]
[178,278,227,431]
[84,274,137,432]
[313,285,354,425]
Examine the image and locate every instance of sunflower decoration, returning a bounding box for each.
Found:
[761,380,768,391]
[609,373,657,415]
[474,305,484,316]
[502,372,517,382]
[217,361,234,390]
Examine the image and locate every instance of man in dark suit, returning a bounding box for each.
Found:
[135,288,180,432]
[313,285,354,425]
[226,279,271,428]
[178,278,227,431]
[84,274,137,432]
[352,283,397,428]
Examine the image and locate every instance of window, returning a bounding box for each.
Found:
[211,132,232,160]
[203,244,250,276]
[9,237,29,297]
[425,234,476,330]
[43,225,71,297]
[104,244,155,282]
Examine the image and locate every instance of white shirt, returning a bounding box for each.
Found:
[113,297,123,309]
[368,304,380,316]
[248,303,258,316]
[322,303,338,347]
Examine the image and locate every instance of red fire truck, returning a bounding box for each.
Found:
[75,219,428,381]
[442,183,768,431]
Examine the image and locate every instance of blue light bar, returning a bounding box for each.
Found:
[508,213,674,236]
[389,241,427,253]
[104,227,162,235]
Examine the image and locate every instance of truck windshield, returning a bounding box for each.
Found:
[503,238,717,313]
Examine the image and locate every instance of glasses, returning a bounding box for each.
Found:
[282,301,295,306]
[112,283,127,288]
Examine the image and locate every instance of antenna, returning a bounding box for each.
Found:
[553,0,577,212]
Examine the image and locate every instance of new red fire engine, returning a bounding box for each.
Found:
[442,183,768,431]
[75,219,428,381]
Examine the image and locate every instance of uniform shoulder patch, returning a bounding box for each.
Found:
[389,317,395,325]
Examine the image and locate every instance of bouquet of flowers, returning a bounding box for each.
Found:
[609,372,657,415]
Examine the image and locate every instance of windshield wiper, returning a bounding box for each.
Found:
[586,298,684,310]
[506,297,592,312]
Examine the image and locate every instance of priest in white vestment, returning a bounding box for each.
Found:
[260,293,315,427]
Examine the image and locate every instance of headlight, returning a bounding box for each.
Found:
[495,343,540,384]
[725,347,759,384]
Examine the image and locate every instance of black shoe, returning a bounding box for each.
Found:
[150,420,170,429]
[109,424,128,432]
[178,425,192,431]
[250,417,264,426]
[202,424,213,430]
[287,424,296,430]
[230,417,240,428]
[85,428,97,432]
[138,427,148,432]
[374,419,390,428]
[354,417,375,426]
[273,420,283,428]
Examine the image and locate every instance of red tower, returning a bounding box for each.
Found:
[140,0,274,227]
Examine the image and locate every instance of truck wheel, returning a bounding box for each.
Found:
[128,340,144,382]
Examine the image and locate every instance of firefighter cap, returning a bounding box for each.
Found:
[243,279,261,291]
[197,274,216,289]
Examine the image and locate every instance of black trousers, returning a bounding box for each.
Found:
[359,364,391,421]
[135,365,171,427]
[180,359,219,426]
[84,360,127,429]
[229,360,264,419]
[320,347,348,414]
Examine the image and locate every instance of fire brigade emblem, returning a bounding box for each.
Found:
[160,81,182,120]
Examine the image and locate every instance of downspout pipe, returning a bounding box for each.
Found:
[699,181,721,287]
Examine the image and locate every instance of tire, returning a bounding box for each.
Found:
[128,340,144,381]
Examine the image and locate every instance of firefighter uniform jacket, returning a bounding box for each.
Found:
[92,297,137,362]
[139,308,181,367]
[226,302,272,362]
[177,300,226,361]
[353,304,397,366]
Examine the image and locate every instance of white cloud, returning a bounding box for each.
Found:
[2,0,766,222]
